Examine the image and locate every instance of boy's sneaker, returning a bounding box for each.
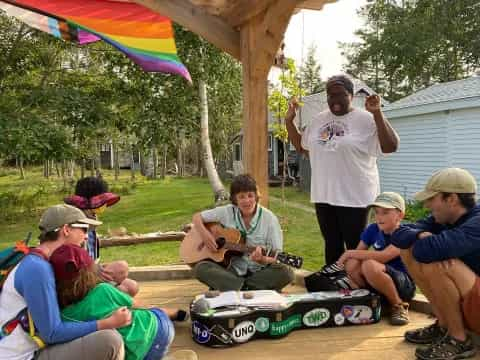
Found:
[164,350,198,360]
[415,334,476,360]
[405,321,447,344]
[390,302,409,325]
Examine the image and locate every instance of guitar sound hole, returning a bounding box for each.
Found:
[216,237,226,249]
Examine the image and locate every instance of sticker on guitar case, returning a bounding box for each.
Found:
[192,321,211,344]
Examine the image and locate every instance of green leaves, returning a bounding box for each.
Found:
[268,59,304,142]
[341,0,480,101]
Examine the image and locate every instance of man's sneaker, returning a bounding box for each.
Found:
[164,350,198,360]
[390,302,409,325]
[415,334,476,360]
[405,321,447,344]
[320,263,345,275]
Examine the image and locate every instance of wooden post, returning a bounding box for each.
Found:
[240,2,298,206]
[240,18,270,205]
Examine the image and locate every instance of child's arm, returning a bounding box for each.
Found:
[337,241,369,264]
[338,245,400,265]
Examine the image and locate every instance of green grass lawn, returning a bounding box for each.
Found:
[0,169,325,271]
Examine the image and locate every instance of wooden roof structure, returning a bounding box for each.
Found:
[134,0,338,203]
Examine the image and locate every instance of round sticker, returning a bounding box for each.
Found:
[232,321,256,343]
[334,313,345,326]
[303,308,330,327]
[192,321,210,344]
[255,317,270,332]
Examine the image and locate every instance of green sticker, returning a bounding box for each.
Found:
[255,317,270,332]
[269,314,302,336]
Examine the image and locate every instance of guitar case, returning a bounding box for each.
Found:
[190,289,381,347]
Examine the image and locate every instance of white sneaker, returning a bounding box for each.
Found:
[163,349,198,360]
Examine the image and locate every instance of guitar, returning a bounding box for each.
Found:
[179,223,303,269]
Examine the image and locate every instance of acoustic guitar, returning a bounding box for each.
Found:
[179,223,303,269]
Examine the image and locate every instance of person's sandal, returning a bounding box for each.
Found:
[415,334,476,360]
[404,321,447,344]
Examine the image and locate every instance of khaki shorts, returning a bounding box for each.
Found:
[462,276,480,334]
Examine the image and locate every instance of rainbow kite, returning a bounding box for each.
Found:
[0,0,191,82]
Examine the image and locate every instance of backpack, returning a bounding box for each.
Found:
[0,233,46,349]
[0,233,32,291]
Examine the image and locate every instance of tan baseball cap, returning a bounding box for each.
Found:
[369,192,405,212]
[415,168,477,202]
[39,204,102,233]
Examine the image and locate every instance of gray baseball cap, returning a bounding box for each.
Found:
[39,204,102,233]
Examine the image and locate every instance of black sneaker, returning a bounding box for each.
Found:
[405,321,447,344]
[415,334,476,360]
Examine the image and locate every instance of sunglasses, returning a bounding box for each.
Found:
[69,223,89,233]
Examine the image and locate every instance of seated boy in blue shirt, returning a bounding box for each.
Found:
[337,192,416,325]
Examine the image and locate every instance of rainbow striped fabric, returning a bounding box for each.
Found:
[0,0,191,81]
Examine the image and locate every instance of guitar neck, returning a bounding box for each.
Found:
[224,243,276,257]
[223,243,303,269]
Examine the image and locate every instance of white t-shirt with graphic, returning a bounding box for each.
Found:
[301,108,383,207]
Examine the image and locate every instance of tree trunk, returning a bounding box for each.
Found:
[44,160,49,179]
[176,140,183,177]
[61,160,67,188]
[19,156,25,180]
[152,145,158,179]
[199,80,228,204]
[161,144,167,179]
[90,159,95,177]
[69,160,75,179]
[114,143,120,181]
[55,162,61,177]
[81,158,86,178]
[130,147,136,181]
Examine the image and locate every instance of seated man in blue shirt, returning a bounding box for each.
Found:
[0,204,130,360]
[391,168,480,360]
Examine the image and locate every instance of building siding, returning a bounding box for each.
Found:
[379,106,480,200]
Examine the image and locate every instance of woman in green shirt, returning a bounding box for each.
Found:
[50,244,186,360]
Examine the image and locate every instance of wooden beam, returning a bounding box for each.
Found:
[240,1,298,206]
[134,0,240,59]
[100,233,185,247]
[222,0,275,28]
[298,0,338,11]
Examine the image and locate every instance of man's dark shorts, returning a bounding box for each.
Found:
[385,264,416,302]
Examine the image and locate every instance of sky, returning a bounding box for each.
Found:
[275,0,368,80]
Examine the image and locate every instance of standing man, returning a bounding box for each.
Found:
[286,74,399,264]
[0,204,129,360]
[391,168,480,360]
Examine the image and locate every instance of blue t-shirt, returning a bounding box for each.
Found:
[360,223,407,273]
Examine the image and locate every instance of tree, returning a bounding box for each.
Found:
[298,44,324,95]
[341,0,480,101]
[268,59,305,200]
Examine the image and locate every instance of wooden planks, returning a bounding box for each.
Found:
[137,279,480,359]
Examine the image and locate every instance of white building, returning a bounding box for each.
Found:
[379,76,480,200]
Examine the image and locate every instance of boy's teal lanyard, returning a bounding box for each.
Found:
[234,206,263,239]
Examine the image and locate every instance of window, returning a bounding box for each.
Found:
[234,143,242,161]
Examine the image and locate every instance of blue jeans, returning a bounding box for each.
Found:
[144,308,175,360]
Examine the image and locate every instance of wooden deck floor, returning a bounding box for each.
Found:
[138,280,480,360]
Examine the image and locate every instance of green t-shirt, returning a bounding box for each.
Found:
[61,283,157,360]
